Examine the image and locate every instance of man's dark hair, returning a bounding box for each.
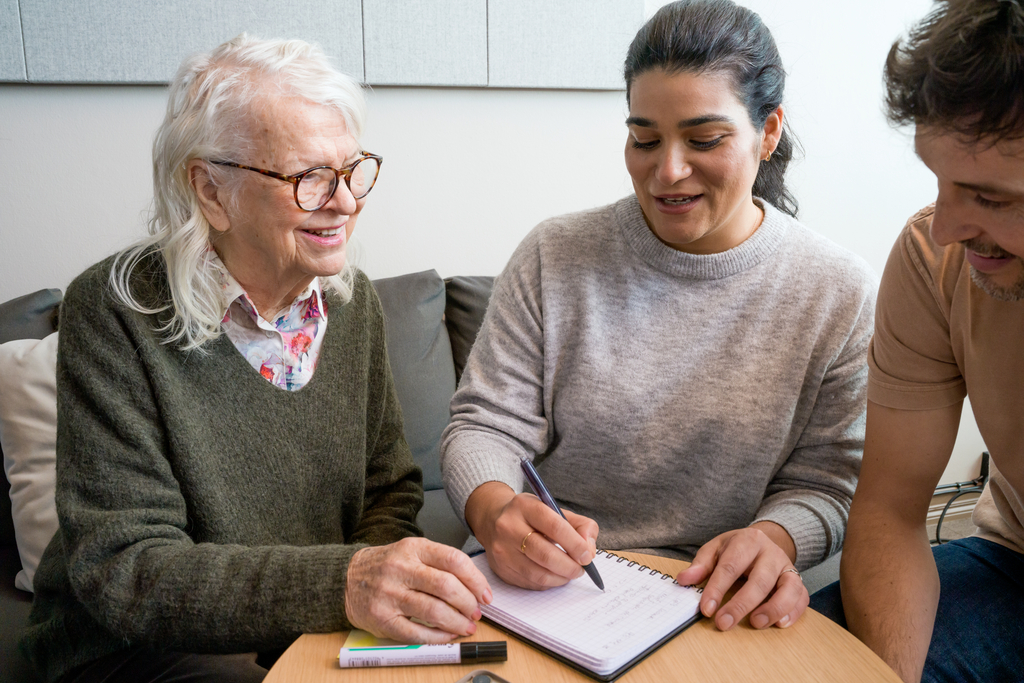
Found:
[885,0,1024,140]
[624,0,799,217]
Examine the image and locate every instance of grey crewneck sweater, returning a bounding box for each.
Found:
[441,195,876,569]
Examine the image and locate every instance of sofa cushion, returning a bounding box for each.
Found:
[0,546,40,683]
[417,489,469,549]
[0,289,62,345]
[371,271,456,492]
[444,276,494,384]
[0,472,13,552]
[0,334,59,593]
[0,289,61,555]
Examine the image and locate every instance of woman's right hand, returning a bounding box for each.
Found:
[344,537,492,643]
[465,481,599,590]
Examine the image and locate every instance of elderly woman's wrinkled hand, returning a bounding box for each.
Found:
[674,523,809,632]
[344,537,492,643]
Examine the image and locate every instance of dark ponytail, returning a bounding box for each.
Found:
[624,0,799,217]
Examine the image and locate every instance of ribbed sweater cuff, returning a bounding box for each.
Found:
[753,497,842,571]
[441,432,526,527]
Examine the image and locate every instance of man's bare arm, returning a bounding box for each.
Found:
[841,400,962,683]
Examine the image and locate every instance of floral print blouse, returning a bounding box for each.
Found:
[209,252,328,392]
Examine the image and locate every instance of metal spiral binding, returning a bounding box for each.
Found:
[595,549,704,593]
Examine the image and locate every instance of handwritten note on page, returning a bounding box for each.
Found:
[472,550,702,679]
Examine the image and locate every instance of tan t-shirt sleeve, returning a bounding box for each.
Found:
[870,207,1024,556]
[868,206,967,410]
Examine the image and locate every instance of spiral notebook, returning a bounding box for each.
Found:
[471,550,703,681]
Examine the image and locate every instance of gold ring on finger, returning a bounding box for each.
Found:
[520,530,535,554]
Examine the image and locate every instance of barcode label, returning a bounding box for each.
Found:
[349,658,383,668]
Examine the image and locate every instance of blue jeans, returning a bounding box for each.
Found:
[810,537,1024,683]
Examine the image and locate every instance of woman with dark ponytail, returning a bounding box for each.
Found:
[624,0,799,218]
[442,0,875,634]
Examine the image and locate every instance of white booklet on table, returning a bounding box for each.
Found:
[471,549,703,681]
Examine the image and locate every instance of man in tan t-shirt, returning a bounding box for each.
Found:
[808,1,1024,682]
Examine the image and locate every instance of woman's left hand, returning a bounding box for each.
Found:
[675,522,808,631]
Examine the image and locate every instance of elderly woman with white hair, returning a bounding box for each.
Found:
[20,35,490,683]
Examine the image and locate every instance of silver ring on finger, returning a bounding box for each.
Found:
[781,567,801,580]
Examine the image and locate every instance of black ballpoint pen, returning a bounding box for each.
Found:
[520,458,605,591]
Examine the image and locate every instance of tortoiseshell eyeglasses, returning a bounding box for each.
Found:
[210,152,383,211]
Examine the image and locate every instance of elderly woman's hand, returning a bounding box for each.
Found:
[466,481,599,591]
[675,522,808,632]
[344,537,492,643]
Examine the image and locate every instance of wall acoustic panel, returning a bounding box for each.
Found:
[0,0,26,81]
[20,0,363,83]
[488,0,644,89]
[364,0,486,86]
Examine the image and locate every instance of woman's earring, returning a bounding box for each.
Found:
[764,149,773,162]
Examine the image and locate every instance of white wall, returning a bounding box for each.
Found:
[0,84,633,291]
[0,0,988,484]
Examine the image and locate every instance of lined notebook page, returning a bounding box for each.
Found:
[472,550,701,676]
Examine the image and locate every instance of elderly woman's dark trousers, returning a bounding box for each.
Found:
[57,647,271,683]
[809,537,1024,683]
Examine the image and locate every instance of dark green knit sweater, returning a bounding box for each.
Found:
[21,254,423,682]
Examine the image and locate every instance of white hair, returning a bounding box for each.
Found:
[110,34,367,351]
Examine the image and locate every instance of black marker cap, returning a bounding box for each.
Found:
[460,641,507,663]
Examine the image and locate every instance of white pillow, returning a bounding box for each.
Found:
[0,332,59,592]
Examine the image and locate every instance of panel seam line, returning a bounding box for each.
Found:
[360,0,367,83]
[485,0,490,86]
[17,0,28,80]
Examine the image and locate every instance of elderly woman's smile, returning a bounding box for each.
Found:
[194,96,366,318]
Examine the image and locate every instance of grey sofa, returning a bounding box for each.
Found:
[0,270,494,683]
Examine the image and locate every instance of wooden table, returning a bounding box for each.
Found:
[265,552,901,683]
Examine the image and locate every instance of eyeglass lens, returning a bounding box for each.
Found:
[296,157,380,210]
